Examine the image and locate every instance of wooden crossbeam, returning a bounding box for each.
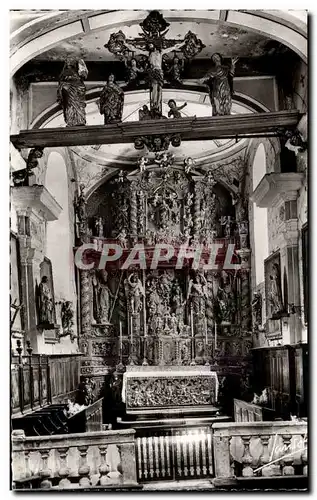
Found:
[10,111,301,150]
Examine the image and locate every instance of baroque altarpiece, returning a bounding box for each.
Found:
[76,151,253,409]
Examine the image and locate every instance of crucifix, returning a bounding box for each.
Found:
[105,10,205,118]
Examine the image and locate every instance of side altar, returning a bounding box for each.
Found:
[122,365,218,415]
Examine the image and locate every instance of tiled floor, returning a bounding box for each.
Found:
[142,479,214,490]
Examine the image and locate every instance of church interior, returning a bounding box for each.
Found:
[10,9,308,491]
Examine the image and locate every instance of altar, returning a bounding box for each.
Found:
[122,365,218,415]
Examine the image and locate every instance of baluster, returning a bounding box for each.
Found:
[58,447,71,488]
[201,429,207,475]
[181,430,189,477]
[24,449,31,478]
[159,435,166,478]
[148,436,154,478]
[165,434,171,477]
[142,436,148,479]
[153,434,160,478]
[77,446,90,487]
[188,430,195,476]
[39,449,52,489]
[26,341,34,410]
[16,340,24,414]
[259,434,271,476]
[281,434,294,476]
[206,428,213,475]
[175,430,182,477]
[241,435,254,477]
[136,438,143,480]
[301,434,308,476]
[98,444,110,486]
[195,429,202,476]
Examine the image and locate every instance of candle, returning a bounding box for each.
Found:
[130,315,133,344]
[205,317,208,344]
[119,320,123,361]
[190,306,194,338]
[214,322,217,350]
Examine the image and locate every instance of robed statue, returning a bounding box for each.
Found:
[200,54,238,116]
[187,272,209,316]
[38,276,54,325]
[99,73,124,124]
[124,272,145,316]
[92,270,113,324]
[268,263,284,317]
[57,58,88,126]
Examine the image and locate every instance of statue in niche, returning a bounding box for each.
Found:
[187,272,209,316]
[99,73,124,124]
[171,281,184,316]
[92,270,113,324]
[268,263,284,317]
[220,215,235,238]
[167,99,187,119]
[199,54,238,116]
[117,229,128,248]
[124,272,145,316]
[180,342,190,364]
[159,271,174,308]
[252,292,263,328]
[38,276,54,325]
[75,184,87,222]
[57,58,88,126]
[216,272,236,324]
[94,216,104,238]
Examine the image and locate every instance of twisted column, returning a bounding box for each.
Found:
[129,181,138,244]
[237,249,251,331]
[79,270,91,344]
[193,180,203,238]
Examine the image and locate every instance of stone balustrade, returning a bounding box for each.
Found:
[213,420,307,484]
[12,428,138,490]
[234,399,275,423]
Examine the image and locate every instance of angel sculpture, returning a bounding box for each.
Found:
[184,157,196,174]
[117,228,128,248]
[137,156,149,173]
[154,151,174,169]
[167,99,187,119]
[124,57,144,86]
[124,272,145,316]
[99,73,124,124]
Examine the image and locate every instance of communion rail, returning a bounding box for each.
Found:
[11,353,83,415]
[12,428,139,490]
[213,421,308,489]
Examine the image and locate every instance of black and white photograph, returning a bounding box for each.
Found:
[9,7,308,492]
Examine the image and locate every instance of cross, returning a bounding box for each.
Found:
[105,10,205,118]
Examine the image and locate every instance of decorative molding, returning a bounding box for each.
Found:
[11,185,62,221]
[251,172,304,208]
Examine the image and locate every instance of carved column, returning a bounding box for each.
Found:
[237,249,252,331]
[79,270,91,345]
[193,177,204,238]
[129,181,138,244]
[11,186,62,353]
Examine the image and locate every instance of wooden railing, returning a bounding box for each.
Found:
[11,353,83,415]
[234,399,275,423]
[251,344,308,418]
[12,428,138,490]
[213,421,307,485]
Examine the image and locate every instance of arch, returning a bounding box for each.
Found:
[10,10,307,76]
[45,151,77,304]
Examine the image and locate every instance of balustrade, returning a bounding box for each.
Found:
[12,428,138,490]
[213,420,307,484]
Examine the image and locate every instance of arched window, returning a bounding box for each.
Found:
[45,152,76,304]
[252,143,269,286]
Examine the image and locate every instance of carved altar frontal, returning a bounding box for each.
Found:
[123,366,218,413]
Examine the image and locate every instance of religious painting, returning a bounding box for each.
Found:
[264,251,285,320]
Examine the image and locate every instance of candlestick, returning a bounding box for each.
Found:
[214,322,217,351]
[205,317,208,344]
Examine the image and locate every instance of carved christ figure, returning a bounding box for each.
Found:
[123,41,185,116]
[38,276,54,324]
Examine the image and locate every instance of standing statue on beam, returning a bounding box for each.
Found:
[105,10,205,119]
